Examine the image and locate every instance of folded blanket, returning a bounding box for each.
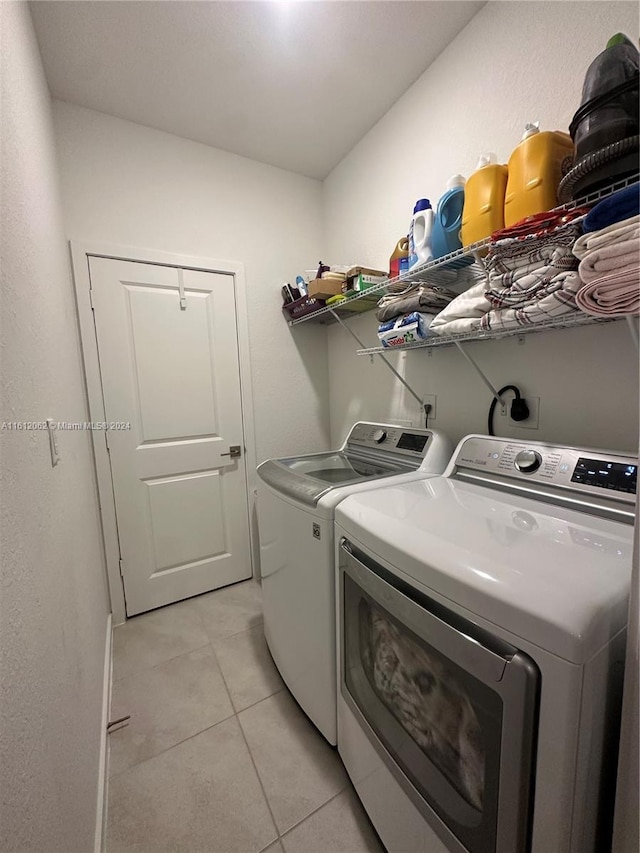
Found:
[377,312,437,347]
[582,184,640,233]
[575,267,640,316]
[573,215,639,258]
[376,284,457,322]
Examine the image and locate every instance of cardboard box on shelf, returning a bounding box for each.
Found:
[346,273,388,293]
[345,266,388,292]
[308,277,345,299]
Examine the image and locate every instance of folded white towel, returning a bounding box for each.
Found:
[577,238,640,283]
[575,267,640,316]
[572,215,640,259]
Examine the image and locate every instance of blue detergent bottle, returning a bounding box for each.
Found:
[431,175,472,267]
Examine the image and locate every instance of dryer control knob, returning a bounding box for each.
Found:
[372,429,387,444]
[514,449,542,473]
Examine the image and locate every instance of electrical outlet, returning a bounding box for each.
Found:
[500,396,540,429]
[423,394,437,421]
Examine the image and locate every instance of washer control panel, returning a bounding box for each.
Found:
[454,436,637,503]
[514,449,542,473]
[346,422,431,458]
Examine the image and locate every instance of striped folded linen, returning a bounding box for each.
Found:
[479,270,582,331]
[575,267,640,317]
[430,220,584,335]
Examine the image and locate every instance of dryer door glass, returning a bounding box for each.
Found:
[340,540,539,853]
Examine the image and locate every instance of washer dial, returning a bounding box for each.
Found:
[514,449,542,473]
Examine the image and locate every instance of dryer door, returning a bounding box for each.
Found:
[339,539,539,853]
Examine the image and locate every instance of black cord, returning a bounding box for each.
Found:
[488,385,529,436]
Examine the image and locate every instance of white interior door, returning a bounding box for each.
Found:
[89,257,251,616]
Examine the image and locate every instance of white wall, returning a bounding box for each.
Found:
[51,101,330,465]
[0,4,110,851]
[323,0,639,453]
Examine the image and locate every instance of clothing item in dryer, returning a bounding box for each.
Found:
[360,598,485,811]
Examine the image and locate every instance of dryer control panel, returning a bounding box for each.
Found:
[452,436,637,505]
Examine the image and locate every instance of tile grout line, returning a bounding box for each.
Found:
[110,624,278,779]
[107,706,238,782]
[112,613,265,684]
[208,617,265,646]
[111,640,212,683]
[212,618,351,846]
[278,777,351,841]
[109,638,238,780]
[212,640,284,848]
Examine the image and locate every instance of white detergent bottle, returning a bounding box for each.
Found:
[410,199,434,268]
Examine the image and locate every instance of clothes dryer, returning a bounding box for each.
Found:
[335,435,636,853]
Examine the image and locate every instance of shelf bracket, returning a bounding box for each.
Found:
[625,315,639,352]
[454,341,505,406]
[330,310,425,410]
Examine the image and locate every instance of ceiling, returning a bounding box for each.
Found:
[30,1,485,180]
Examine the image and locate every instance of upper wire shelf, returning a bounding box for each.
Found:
[287,172,639,328]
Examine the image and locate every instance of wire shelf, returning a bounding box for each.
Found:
[356,313,624,355]
[287,173,639,328]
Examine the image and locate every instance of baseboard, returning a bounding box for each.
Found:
[94,613,113,853]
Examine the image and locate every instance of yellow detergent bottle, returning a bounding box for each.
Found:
[504,123,575,227]
[460,154,509,248]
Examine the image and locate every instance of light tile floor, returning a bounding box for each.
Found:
[107,579,384,853]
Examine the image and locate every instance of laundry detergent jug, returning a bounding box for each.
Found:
[408,199,433,269]
[504,123,574,227]
[389,237,409,279]
[432,174,472,267]
[460,154,508,248]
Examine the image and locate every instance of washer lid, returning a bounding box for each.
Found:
[257,450,412,507]
[335,476,633,663]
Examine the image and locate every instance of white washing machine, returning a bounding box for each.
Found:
[335,434,637,853]
[256,422,452,745]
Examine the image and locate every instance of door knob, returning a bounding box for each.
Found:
[221,445,242,458]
